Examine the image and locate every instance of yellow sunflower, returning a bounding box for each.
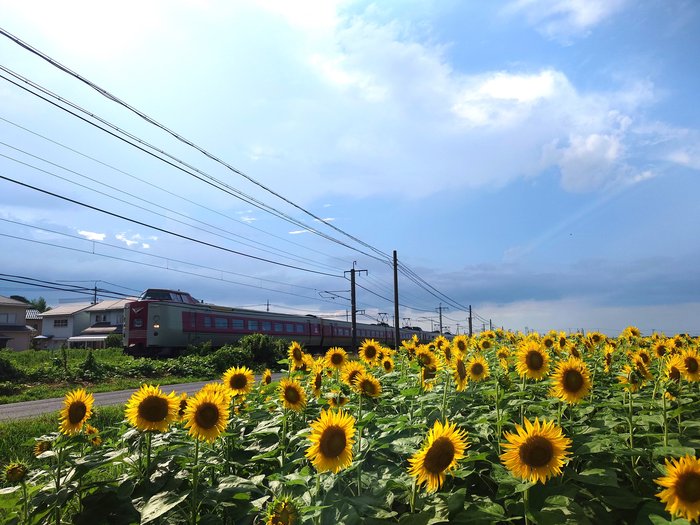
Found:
[452,335,469,357]
[452,358,468,392]
[359,339,380,365]
[3,461,29,483]
[342,361,366,387]
[59,388,94,435]
[222,366,255,397]
[603,344,615,373]
[478,337,493,352]
[618,364,646,393]
[681,349,700,382]
[541,335,555,350]
[653,340,671,359]
[416,346,439,370]
[265,495,300,525]
[516,342,550,381]
[288,341,305,369]
[124,384,178,433]
[655,455,700,522]
[33,439,52,457]
[408,419,469,493]
[466,354,490,382]
[381,356,394,373]
[183,388,230,442]
[279,378,307,411]
[326,390,349,409]
[550,357,591,404]
[500,418,571,484]
[354,372,382,398]
[262,369,273,386]
[84,424,102,447]
[665,354,684,383]
[305,409,356,473]
[201,382,235,403]
[176,392,188,421]
[557,333,569,353]
[310,368,323,398]
[325,347,347,370]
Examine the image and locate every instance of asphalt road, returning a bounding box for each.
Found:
[0,381,215,422]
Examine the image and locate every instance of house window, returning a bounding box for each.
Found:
[53,319,68,328]
[0,313,17,324]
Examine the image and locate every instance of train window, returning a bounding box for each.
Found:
[274,323,283,332]
[215,318,228,329]
[296,324,304,333]
[285,323,294,333]
[262,321,272,331]
[203,317,212,328]
[247,320,258,331]
[232,319,244,330]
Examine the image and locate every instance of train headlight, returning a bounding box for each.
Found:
[153,315,160,329]
[153,323,160,329]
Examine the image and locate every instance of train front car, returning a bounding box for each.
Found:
[125,289,200,357]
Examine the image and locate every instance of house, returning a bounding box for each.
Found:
[0,295,35,351]
[26,308,43,334]
[67,298,133,349]
[38,302,93,349]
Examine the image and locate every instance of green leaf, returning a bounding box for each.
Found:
[140,490,189,524]
[569,468,619,487]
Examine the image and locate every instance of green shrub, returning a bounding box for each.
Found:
[0,355,23,381]
[237,334,286,368]
[211,344,252,373]
[0,380,20,395]
[104,333,124,348]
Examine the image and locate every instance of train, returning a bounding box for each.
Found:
[124,288,440,356]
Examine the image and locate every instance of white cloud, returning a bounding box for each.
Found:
[504,0,629,40]
[116,233,141,247]
[288,230,309,235]
[77,230,106,241]
[555,133,623,192]
[240,216,257,223]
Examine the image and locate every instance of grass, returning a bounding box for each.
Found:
[0,405,126,465]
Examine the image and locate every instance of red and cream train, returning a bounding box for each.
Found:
[124,288,438,356]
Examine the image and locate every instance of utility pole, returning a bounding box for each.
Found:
[489,319,493,331]
[344,262,367,352]
[436,303,448,334]
[93,282,98,305]
[266,299,269,312]
[468,305,473,336]
[456,323,462,335]
[393,250,400,349]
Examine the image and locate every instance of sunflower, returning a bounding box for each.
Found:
[500,418,571,484]
[416,346,438,370]
[550,357,591,404]
[310,368,323,398]
[569,345,582,359]
[342,361,366,387]
[3,461,28,483]
[84,424,102,447]
[288,341,305,369]
[279,378,306,411]
[262,369,273,386]
[557,333,569,353]
[655,455,700,522]
[653,340,671,359]
[59,388,94,435]
[305,409,356,473]
[422,367,437,390]
[125,384,178,433]
[466,354,490,382]
[183,388,230,442]
[359,339,380,365]
[452,358,468,391]
[222,366,255,397]
[587,332,606,347]
[354,372,382,398]
[452,335,469,357]
[33,439,52,457]
[408,419,469,493]
[516,342,550,381]
[634,356,654,381]
[621,326,641,339]
[201,382,234,403]
[665,354,684,383]
[325,347,347,370]
[636,349,652,366]
[618,364,646,393]
[681,349,700,382]
[478,337,493,352]
[433,335,450,352]
[496,346,510,363]
[326,390,349,409]
[176,392,188,421]
[541,335,555,350]
[265,495,300,525]
[381,356,394,373]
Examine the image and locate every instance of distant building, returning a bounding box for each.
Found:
[67,298,133,349]
[0,295,34,351]
[37,302,93,349]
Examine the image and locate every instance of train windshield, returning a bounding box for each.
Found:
[138,289,199,304]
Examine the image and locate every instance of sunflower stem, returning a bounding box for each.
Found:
[21,481,28,525]
[280,408,288,468]
[523,486,530,525]
[627,390,634,450]
[315,473,322,525]
[677,381,683,439]
[145,431,152,475]
[495,376,502,455]
[441,370,450,422]
[520,376,526,424]
[356,393,363,494]
[409,478,418,514]
[662,386,669,446]
[54,445,62,525]
[191,439,199,525]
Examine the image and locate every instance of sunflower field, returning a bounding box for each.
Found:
[1,329,700,524]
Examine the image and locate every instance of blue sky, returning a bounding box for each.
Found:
[1,0,699,335]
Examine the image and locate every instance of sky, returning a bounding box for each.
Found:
[1,0,699,336]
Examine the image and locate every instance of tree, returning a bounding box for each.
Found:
[30,297,49,313]
[10,295,30,304]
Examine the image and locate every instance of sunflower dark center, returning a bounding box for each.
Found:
[639,353,650,364]
[471,363,484,377]
[314,374,322,389]
[456,360,467,381]
[365,346,377,359]
[669,367,681,381]
[656,345,667,357]
[264,374,272,385]
[423,436,455,474]
[592,335,601,343]
[544,339,553,348]
[68,401,87,424]
[361,380,377,396]
[526,351,544,371]
[562,369,584,392]
[520,436,554,468]
[676,472,700,503]
[570,347,580,358]
[178,399,188,417]
[275,503,293,525]
[384,360,392,371]
[348,370,361,385]
[194,403,219,430]
[331,353,343,365]
[685,357,699,374]
[319,426,346,458]
[230,374,247,390]
[482,341,491,349]
[138,395,169,422]
[457,341,466,352]
[285,386,301,404]
[424,367,436,380]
